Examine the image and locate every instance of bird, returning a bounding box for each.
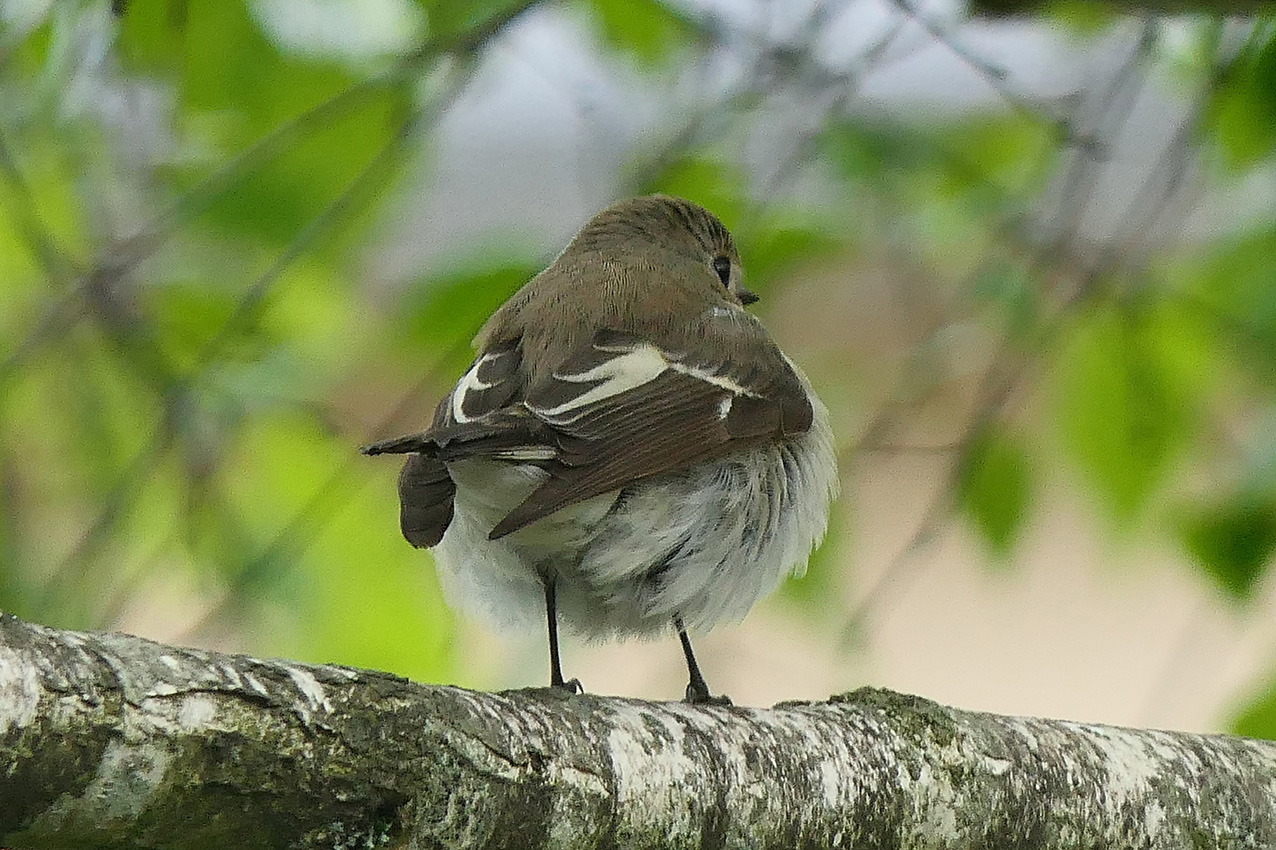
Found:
[363,194,838,704]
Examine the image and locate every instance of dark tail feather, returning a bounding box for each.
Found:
[398,454,455,548]
[361,432,434,456]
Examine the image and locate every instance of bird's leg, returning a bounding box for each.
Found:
[543,577,581,693]
[675,617,731,706]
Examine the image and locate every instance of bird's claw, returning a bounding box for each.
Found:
[552,677,583,695]
[684,683,732,706]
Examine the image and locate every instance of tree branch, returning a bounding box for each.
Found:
[971,0,1269,14]
[0,612,1273,849]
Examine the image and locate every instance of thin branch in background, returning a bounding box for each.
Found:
[24,0,545,629]
[109,50,484,636]
[1069,26,1269,727]
[616,0,901,198]
[162,59,497,638]
[175,335,474,642]
[182,0,905,646]
[888,0,1075,128]
[1095,21,1259,285]
[840,293,1072,645]
[32,423,173,620]
[858,441,964,454]
[1138,594,1224,725]
[38,0,541,610]
[812,21,1139,462]
[0,126,89,384]
[103,0,544,280]
[1,0,544,398]
[836,17,1176,639]
[94,528,185,629]
[42,104,429,612]
[842,14,1228,661]
[1046,19,1159,250]
[0,130,82,283]
[0,288,86,385]
[744,12,910,208]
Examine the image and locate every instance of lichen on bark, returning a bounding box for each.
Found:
[1,612,1274,849]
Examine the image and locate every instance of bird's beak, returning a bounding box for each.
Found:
[737,286,759,306]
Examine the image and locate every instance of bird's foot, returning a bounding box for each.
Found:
[684,682,732,706]
[552,677,583,695]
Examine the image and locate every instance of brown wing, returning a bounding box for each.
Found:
[490,328,812,537]
[364,328,812,543]
[363,339,527,548]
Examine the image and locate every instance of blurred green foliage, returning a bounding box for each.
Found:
[0,0,450,682]
[584,0,697,66]
[1208,23,1276,168]
[1053,303,1194,522]
[123,0,412,241]
[958,428,1033,557]
[1177,494,1276,600]
[1,0,1276,737]
[1234,674,1276,740]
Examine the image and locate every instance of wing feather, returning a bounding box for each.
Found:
[366,325,813,544]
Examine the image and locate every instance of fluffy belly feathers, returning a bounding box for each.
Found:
[432,399,838,639]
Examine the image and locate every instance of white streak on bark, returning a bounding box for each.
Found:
[0,644,38,733]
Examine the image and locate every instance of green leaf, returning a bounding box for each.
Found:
[292,468,455,681]
[972,257,1041,340]
[396,256,542,354]
[1175,224,1276,381]
[116,0,186,72]
[942,116,1052,198]
[820,121,920,183]
[124,0,413,247]
[53,328,165,493]
[0,145,90,265]
[1232,674,1276,741]
[1040,1,1122,36]
[1176,496,1276,601]
[958,429,1033,557]
[217,413,454,680]
[418,0,529,43]
[1053,304,1191,523]
[741,219,844,290]
[636,155,749,227]
[582,0,696,68]
[0,193,43,349]
[821,116,1050,280]
[1209,30,1276,169]
[149,277,254,371]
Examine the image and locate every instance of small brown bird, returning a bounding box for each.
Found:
[364,195,838,703]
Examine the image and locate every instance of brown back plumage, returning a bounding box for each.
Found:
[366,195,813,546]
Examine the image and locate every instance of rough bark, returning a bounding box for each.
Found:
[0,612,1273,849]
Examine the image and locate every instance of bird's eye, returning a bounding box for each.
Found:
[712,255,732,287]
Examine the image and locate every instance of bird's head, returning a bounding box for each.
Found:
[565,194,759,308]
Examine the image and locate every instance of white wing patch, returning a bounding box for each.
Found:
[534,343,669,419]
[527,339,761,426]
[492,447,558,462]
[451,352,502,424]
[669,361,758,398]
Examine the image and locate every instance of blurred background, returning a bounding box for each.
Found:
[3,0,1276,735]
